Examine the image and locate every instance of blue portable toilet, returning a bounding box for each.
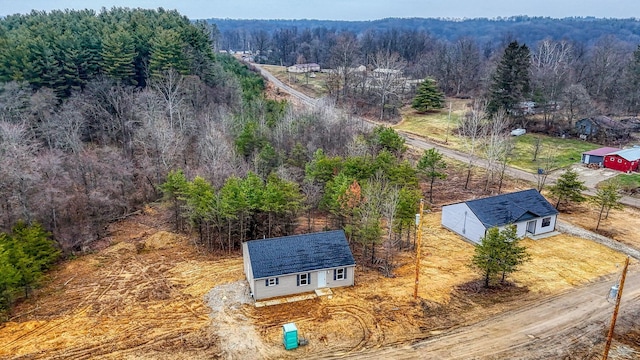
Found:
[282,322,298,350]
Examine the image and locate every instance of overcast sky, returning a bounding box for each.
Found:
[1,0,639,20]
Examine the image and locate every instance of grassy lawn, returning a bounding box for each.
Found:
[601,173,640,192]
[261,64,329,98]
[509,134,598,172]
[394,99,467,147]
[395,99,600,173]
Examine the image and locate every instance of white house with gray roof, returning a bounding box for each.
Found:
[242,230,356,300]
[441,189,559,244]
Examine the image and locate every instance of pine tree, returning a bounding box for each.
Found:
[470,225,530,288]
[417,148,447,203]
[411,78,445,113]
[470,227,504,288]
[149,29,189,79]
[590,181,623,230]
[488,41,531,115]
[100,29,138,85]
[549,169,587,210]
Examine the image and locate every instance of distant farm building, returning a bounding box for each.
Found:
[575,116,631,141]
[242,230,356,300]
[287,63,321,73]
[441,189,559,244]
[603,147,640,173]
[581,147,621,165]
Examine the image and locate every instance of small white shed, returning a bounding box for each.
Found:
[441,189,559,244]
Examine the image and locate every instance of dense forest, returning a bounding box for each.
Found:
[212,17,640,120]
[0,8,427,312]
[212,17,640,47]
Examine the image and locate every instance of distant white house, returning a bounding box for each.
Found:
[287,63,321,73]
[441,189,559,244]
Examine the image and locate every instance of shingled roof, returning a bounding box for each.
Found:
[465,189,558,228]
[246,230,355,279]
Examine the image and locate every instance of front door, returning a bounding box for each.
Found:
[317,270,326,288]
[527,220,536,234]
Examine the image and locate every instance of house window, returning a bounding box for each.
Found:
[542,217,551,227]
[334,268,347,281]
[265,278,279,286]
[297,273,310,286]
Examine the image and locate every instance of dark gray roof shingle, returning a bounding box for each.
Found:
[247,230,356,279]
[465,189,558,228]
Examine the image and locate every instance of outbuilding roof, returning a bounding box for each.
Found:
[464,189,558,228]
[583,147,620,157]
[609,148,640,161]
[246,230,355,279]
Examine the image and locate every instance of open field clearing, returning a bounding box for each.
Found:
[260,65,328,98]
[0,204,632,359]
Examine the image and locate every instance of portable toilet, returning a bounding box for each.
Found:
[282,322,298,350]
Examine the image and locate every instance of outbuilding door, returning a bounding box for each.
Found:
[318,270,326,287]
[527,220,536,234]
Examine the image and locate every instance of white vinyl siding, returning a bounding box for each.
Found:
[441,203,487,244]
[251,266,355,300]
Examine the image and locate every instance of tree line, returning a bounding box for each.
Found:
[0,223,59,314]
[0,8,217,96]
[214,17,640,125]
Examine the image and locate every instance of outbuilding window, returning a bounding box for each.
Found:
[265,278,279,286]
[334,268,347,281]
[297,273,310,286]
[542,217,551,227]
[618,159,622,163]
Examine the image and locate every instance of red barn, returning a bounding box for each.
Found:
[603,148,640,172]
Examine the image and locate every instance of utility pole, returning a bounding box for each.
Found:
[413,200,424,300]
[602,256,630,360]
[445,102,452,144]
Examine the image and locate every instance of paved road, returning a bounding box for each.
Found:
[252,63,318,107]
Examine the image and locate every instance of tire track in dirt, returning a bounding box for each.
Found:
[0,266,125,352]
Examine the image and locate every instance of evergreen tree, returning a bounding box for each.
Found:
[548,169,587,210]
[411,78,445,113]
[149,29,189,78]
[371,126,407,156]
[590,181,624,230]
[159,170,189,231]
[487,41,531,115]
[497,225,530,283]
[100,29,138,85]
[470,225,530,288]
[1,222,59,299]
[416,148,447,203]
[0,243,19,310]
[470,227,504,288]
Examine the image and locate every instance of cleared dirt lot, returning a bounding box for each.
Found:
[0,204,632,359]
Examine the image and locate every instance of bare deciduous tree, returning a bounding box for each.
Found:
[370,51,406,120]
[459,100,486,189]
